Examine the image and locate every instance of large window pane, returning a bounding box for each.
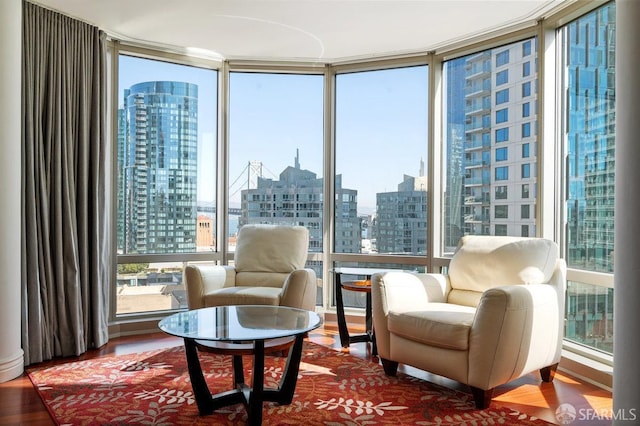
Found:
[443,38,538,252]
[228,72,324,302]
[335,66,428,255]
[116,55,217,315]
[561,2,615,356]
[565,281,613,354]
[562,4,616,274]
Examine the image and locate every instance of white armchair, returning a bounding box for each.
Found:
[184,224,317,311]
[371,235,566,409]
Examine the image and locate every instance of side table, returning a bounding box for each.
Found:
[334,267,399,356]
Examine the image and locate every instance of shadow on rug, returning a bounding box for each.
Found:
[28,341,550,425]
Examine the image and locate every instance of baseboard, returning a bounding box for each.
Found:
[0,349,24,383]
[108,318,164,339]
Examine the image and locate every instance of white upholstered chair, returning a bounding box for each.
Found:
[184,224,317,311]
[371,235,566,409]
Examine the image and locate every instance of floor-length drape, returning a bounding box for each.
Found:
[21,1,110,365]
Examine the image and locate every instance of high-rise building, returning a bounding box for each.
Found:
[462,40,538,238]
[375,163,427,255]
[239,151,359,254]
[117,81,199,254]
[565,6,616,273]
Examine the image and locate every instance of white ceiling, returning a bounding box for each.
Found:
[33,0,570,63]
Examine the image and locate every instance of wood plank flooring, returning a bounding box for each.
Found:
[0,321,613,425]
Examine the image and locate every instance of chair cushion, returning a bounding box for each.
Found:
[388,303,476,350]
[235,224,309,273]
[449,236,558,295]
[203,286,282,307]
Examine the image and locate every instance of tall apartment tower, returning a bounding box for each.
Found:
[117,81,198,254]
[375,162,427,255]
[239,151,360,254]
[462,39,538,238]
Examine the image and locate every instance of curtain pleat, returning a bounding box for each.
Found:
[21,1,109,365]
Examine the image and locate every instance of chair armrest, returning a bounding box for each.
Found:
[280,268,317,311]
[468,283,564,390]
[184,265,235,309]
[371,271,448,359]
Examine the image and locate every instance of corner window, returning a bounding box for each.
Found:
[336,66,428,256]
[116,54,218,315]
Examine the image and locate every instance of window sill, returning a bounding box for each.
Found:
[560,342,613,391]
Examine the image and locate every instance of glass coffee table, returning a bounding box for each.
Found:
[159,305,322,425]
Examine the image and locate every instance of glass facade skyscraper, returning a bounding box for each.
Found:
[564,6,616,274]
[117,81,199,254]
[562,3,616,354]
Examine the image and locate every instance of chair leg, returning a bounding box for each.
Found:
[380,358,399,376]
[540,363,559,382]
[469,386,493,409]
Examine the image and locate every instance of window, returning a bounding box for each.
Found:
[522,81,531,97]
[522,102,530,117]
[495,224,508,236]
[522,143,530,158]
[523,61,531,77]
[522,184,530,198]
[496,70,508,85]
[443,37,538,251]
[522,40,532,56]
[495,166,508,180]
[522,122,531,138]
[495,147,508,161]
[496,50,509,66]
[336,66,428,256]
[521,163,531,178]
[495,205,508,218]
[495,185,508,200]
[495,108,508,124]
[561,2,615,355]
[496,88,509,104]
[229,72,324,300]
[521,204,530,219]
[116,54,218,315]
[495,128,509,142]
[521,225,529,237]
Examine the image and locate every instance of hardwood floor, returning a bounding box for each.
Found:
[0,321,612,425]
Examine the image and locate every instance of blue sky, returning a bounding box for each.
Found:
[119,56,428,214]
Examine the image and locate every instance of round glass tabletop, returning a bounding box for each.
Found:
[159,305,322,342]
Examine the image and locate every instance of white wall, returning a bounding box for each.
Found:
[0,0,24,383]
[614,0,640,420]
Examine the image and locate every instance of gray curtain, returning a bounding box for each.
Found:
[22,1,110,365]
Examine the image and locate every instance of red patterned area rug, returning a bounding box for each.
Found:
[28,341,551,425]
